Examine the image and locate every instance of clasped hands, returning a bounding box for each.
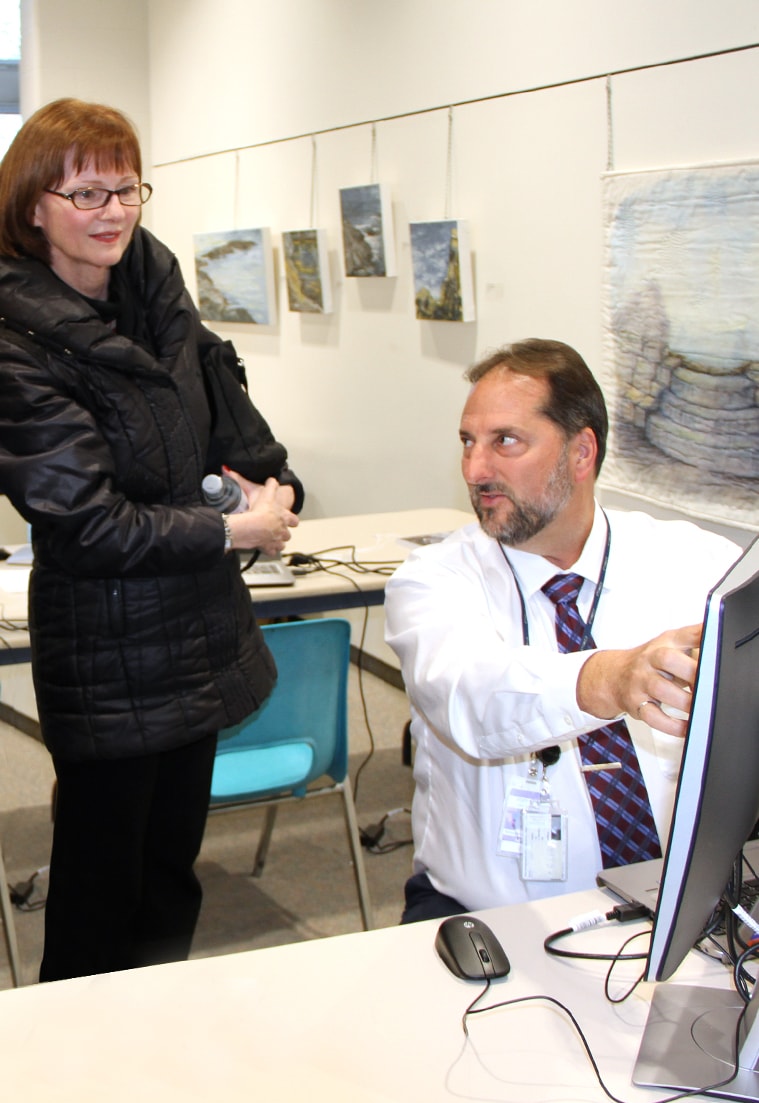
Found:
[577,624,702,738]
[222,469,299,558]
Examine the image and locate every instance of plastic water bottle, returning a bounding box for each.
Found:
[201,473,247,513]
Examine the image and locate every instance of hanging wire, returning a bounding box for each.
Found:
[370,122,378,184]
[309,134,318,227]
[155,43,759,169]
[605,75,614,173]
[233,149,241,228]
[444,105,454,219]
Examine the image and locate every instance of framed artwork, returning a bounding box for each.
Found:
[193,228,276,325]
[601,162,759,530]
[339,183,396,277]
[409,219,475,322]
[282,228,333,314]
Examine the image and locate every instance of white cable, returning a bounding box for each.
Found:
[569,909,608,933]
[734,903,759,937]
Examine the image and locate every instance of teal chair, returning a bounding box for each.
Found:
[0,843,21,986]
[209,618,374,931]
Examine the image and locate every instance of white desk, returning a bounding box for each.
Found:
[0,507,473,654]
[247,507,472,618]
[0,887,733,1102]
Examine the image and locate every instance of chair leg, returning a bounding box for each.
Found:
[0,842,22,987]
[252,806,278,877]
[340,783,375,931]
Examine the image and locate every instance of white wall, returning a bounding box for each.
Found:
[143,0,759,543]
[12,0,759,537]
[9,1,759,664]
[20,0,150,148]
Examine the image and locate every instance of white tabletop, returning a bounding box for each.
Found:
[0,507,474,628]
[0,887,731,1102]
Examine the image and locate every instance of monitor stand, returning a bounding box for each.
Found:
[634,983,759,1101]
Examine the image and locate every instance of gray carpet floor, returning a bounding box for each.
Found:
[0,664,414,989]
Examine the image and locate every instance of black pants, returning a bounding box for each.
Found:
[39,732,217,982]
[400,871,468,924]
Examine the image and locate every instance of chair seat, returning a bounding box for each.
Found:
[210,743,315,801]
[207,618,374,929]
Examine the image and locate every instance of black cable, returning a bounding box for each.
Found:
[462,989,744,1103]
[544,904,651,962]
[603,928,650,1004]
[359,808,413,853]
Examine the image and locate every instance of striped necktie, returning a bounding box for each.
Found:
[542,572,662,868]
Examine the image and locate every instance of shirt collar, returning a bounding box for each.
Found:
[499,501,609,601]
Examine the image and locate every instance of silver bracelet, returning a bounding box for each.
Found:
[221,513,233,553]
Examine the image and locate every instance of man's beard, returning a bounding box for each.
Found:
[469,452,573,547]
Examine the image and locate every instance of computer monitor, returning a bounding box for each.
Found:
[633,534,759,1100]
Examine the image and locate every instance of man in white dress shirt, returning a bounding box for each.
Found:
[385,339,740,922]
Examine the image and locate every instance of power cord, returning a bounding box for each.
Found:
[359,807,412,853]
[544,902,652,961]
[9,865,48,911]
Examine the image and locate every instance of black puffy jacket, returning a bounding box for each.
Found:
[0,227,301,761]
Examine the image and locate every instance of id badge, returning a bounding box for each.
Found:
[521,802,568,882]
[496,774,544,857]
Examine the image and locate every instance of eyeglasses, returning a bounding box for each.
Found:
[44,182,153,210]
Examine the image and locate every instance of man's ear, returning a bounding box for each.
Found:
[573,427,598,483]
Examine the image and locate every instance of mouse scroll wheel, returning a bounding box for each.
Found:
[470,933,491,965]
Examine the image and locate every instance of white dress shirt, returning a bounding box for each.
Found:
[384,504,740,910]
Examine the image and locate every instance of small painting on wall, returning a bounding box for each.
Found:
[409,219,475,322]
[339,183,396,277]
[282,228,333,314]
[193,228,276,325]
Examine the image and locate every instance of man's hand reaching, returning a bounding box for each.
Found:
[576,624,702,738]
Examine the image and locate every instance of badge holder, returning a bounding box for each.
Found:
[497,747,568,881]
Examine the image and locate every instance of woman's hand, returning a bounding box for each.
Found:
[224,476,299,557]
[224,467,296,512]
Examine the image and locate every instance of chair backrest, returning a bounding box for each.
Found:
[215,617,351,787]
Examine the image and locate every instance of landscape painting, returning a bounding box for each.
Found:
[282,228,333,314]
[339,183,396,277]
[409,219,475,322]
[601,162,759,530]
[193,228,276,325]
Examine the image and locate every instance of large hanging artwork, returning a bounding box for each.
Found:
[601,162,759,531]
[409,219,475,323]
[193,228,276,325]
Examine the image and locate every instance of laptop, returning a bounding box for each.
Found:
[597,837,759,916]
[242,555,295,588]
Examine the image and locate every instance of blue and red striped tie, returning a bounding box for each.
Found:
[542,573,662,868]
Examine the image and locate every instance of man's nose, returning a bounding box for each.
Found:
[463,443,493,483]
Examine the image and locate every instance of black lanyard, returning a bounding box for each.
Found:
[497,511,612,769]
[498,509,612,649]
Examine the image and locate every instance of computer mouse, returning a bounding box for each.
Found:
[435,915,511,981]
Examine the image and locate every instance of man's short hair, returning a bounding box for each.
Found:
[465,339,608,475]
